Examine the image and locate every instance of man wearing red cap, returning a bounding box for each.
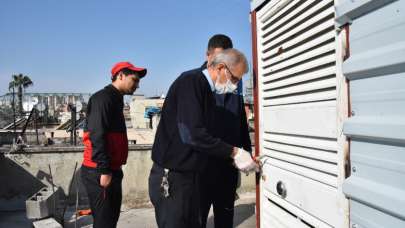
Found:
[81,61,146,228]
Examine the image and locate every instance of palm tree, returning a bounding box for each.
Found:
[8,74,33,116]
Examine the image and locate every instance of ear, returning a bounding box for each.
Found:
[216,65,224,76]
[217,62,225,70]
[117,72,123,80]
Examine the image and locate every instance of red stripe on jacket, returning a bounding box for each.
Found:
[82,131,128,170]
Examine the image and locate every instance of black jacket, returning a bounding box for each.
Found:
[201,61,251,153]
[200,62,252,179]
[82,85,128,174]
[151,67,233,172]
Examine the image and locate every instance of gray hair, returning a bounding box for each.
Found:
[210,48,249,74]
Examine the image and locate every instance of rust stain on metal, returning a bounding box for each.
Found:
[277,46,284,55]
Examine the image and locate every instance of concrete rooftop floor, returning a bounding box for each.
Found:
[0,192,256,228]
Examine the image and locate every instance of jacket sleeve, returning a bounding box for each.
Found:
[240,96,252,153]
[176,75,233,159]
[87,96,112,174]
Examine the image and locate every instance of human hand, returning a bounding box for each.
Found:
[233,148,260,174]
[100,174,112,187]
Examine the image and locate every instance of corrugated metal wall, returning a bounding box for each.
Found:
[336,0,405,227]
[254,0,348,227]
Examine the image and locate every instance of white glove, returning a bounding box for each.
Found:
[233,148,260,174]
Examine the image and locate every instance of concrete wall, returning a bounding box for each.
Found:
[0,131,16,146]
[0,145,255,210]
[0,131,47,146]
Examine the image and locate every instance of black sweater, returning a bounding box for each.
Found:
[83,85,128,174]
[201,62,251,153]
[151,68,233,172]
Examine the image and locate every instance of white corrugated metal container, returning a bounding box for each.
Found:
[336,0,405,227]
[250,0,405,227]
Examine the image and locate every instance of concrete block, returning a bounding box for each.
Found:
[33,217,62,228]
[26,186,59,219]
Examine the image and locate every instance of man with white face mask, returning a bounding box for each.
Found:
[213,67,238,94]
[199,35,254,228]
[149,48,258,228]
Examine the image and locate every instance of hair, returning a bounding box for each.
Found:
[111,68,136,81]
[210,48,249,74]
[207,34,233,51]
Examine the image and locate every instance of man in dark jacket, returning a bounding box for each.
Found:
[149,48,258,228]
[81,61,147,228]
[200,35,252,228]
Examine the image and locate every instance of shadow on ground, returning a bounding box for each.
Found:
[206,202,255,228]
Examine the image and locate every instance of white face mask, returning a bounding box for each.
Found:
[214,71,238,94]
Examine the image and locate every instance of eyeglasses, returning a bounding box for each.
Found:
[223,64,241,84]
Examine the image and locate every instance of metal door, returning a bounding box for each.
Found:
[252,0,349,227]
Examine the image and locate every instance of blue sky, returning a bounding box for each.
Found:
[0,0,253,97]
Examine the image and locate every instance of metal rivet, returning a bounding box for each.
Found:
[351,110,355,116]
[352,166,356,172]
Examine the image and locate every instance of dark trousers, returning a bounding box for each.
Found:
[81,166,123,228]
[200,162,238,228]
[149,163,202,228]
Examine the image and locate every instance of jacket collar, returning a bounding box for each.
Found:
[106,84,123,98]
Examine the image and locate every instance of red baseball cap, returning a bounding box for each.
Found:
[111,61,147,78]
